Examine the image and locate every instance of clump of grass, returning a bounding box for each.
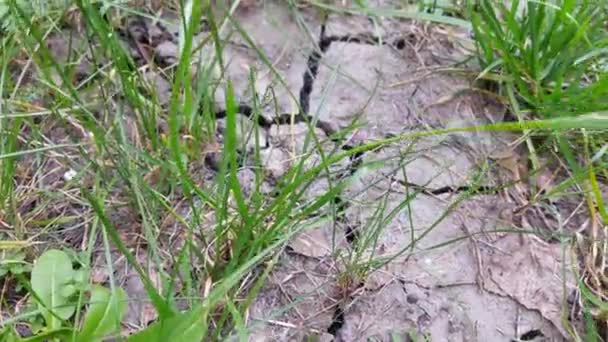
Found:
[468,0,608,118]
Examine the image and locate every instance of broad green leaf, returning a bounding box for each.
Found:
[0,326,18,342]
[77,285,128,342]
[60,284,76,298]
[30,249,76,330]
[126,306,205,342]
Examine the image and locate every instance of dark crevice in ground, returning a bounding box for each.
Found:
[296,25,377,339]
[333,196,358,245]
[400,182,500,196]
[325,33,407,50]
[388,174,502,196]
[326,305,346,337]
[514,329,544,341]
[205,28,408,177]
[299,25,331,115]
[299,29,405,117]
[337,147,365,245]
[214,104,336,136]
[299,25,367,251]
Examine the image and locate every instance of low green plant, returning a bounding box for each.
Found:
[576,276,608,341]
[1,249,128,341]
[0,248,31,284]
[75,285,127,342]
[30,249,91,333]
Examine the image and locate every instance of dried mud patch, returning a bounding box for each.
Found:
[247,253,341,340]
[224,4,577,341]
[338,280,562,341]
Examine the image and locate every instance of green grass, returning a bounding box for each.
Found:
[470,0,608,118]
[0,0,607,341]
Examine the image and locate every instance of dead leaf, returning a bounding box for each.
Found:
[124,272,159,327]
[531,159,557,193]
[490,146,525,181]
[481,234,575,338]
[497,154,521,178]
[90,267,109,284]
[123,255,163,327]
[289,224,346,258]
[143,166,162,186]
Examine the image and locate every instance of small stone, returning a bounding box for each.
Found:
[406,294,419,304]
[63,169,77,181]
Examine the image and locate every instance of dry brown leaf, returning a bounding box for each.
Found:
[531,159,557,193]
[490,146,526,181]
[497,154,522,179]
[143,166,162,186]
[481,234,575,338]
[90,267,109,284]
[289,225,346,258]
[124,271,160,327]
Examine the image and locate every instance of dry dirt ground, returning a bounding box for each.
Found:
[10,1,589,341]
[218,3,576,341]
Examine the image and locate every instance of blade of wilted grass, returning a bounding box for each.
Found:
[307,0,472,28]
[0,144,85,160]
[221,82,254,274]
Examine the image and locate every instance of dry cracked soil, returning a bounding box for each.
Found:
[13,1,589,341]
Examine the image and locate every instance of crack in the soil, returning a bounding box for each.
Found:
[395,180,501,196]
[299,25,330,115]
[306,30,363,252]
[332,196,358,245]
[326,305,346,337]
[299,29,405,116]
[297,26,374,338]
[297,26,378,245]
[514,329,544,341]
[214,104,336,136]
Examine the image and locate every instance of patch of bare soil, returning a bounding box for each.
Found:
[6,1,587,341]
